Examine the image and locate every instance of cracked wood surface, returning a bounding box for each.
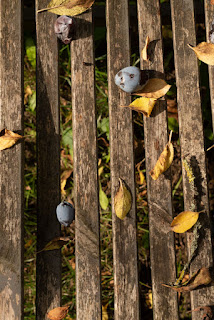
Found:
[137,1,179,319]
[0,1,24,319]
[36,1,61,319]
[106,1,139,319]
[71,10,102,320]
[171,0,214,318]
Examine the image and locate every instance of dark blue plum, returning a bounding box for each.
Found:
[56,201,75,227]
[114,66,141,93]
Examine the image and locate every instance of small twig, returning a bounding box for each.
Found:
[168,130,173,144]
[206,144,214,151]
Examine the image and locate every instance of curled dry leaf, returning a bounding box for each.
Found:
[0,129,23,151]
[37,237,71,254]
[150,133,174,180]
[133,78,171,99]
[188,42,214,65]
[47,306,69,320]
[163,267,212,293]
[114,178,132,220]
[38,0,95,16]
[142,36,150,61]
[120,97,157,117]
[171,210,204,233]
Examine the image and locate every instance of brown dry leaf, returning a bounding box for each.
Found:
[61,170,72,195]
[120,97,157,117]
[38,0,95,16]
[150,132,174,180]
[102,304,109,320]
[171,210,203,233]
[142,36,150,61]
[133,78,171,99]
[163,267,212,293]
[37,237,71,254]
[0,129,23,151]
[47,306,69,320]
[188,42,214,65]
[114,178,132,220]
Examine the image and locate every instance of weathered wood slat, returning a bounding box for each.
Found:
[35,2,61,319]
[137,1,179,319]
[204,0,214,131]
[0,1,24,319]
[71,10,102,320]
[170,0,214,318]
[106,1,139,319]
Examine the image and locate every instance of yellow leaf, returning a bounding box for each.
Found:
[134,78,171,99]
[171,210,203,233]
[120,97,157,117]
[102,304,109,320]
[47,306,69,320]
[114,178,132,220]
[150,133,174,180]
[38,0,95,16]
[141,36,150,61]
[188,42,214,65]
[37,237,71,254]
[61,170,72,195]
[0,129,23,151]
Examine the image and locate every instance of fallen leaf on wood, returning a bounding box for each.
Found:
[163,267,212,292]
[47,306,70,320]
[188,42,214,65]
[38,0,95,16]
[133,78,171,99]
[120,97,157,117]
[114,178,132,220]
[150,132,174,180]
[142,36,150,61]
[37,237,71,254]
[0,129,23,151]
[171,210,203,233]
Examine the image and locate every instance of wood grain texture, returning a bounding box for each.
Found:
[170,0,214,317]
[36,1,61,319]
[106,1,139,319]
[204,0,214,131]
[0,1,24,319]
[137,1,179,319]
[71,10,102,320]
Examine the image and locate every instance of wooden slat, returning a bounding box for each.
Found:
[0,1,24,319]
[137,1,179,319]
[71,10,102,320]
[35,2,61,319]
[106,2,139,319]
[170,0,214,317]
[204,0,214,131]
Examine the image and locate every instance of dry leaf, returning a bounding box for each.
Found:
[37,237,71,254]
[114,178,132,220]
[150,132,174,180]
[102,304,109,320]
[47,306,69,320]
[0,129,23,151]
[188,42,214,65]
[171,210,204,233]
[120,97,157,117]
[38,0,94,16]
[61,170,72,195]
[133,78,171,99]
[163,267,212,292]
[142,36,150,61]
